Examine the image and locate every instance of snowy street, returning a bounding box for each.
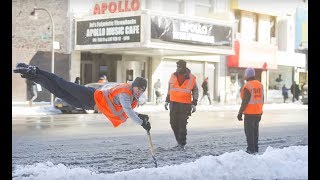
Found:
[12,103,308,179]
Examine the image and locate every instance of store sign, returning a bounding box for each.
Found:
[151,15,232,48]
[93,0,140,15]
[76,16,141,45]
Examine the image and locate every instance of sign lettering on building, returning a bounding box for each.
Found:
[76,16,141,45]
[151,15,232,48]
[93,0,140,15]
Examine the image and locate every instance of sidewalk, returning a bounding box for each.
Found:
[13,99,307,116]
[12,101,50,107]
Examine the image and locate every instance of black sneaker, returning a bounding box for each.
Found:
[13,63,38,77]
[16,63,29,68]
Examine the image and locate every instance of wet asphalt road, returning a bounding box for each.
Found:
[12,108,308,173]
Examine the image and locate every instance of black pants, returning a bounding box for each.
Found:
[199,92,212,104]
[169,102,191,146]
[28,69,96,110]
[244,115,261,153]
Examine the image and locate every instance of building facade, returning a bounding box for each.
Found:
[12,0,308,104]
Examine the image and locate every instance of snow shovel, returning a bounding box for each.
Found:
[146,130,158,168]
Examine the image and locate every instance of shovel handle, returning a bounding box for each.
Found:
[146,130,157,167]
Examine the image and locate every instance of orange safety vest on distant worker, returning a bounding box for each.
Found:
[240,80,264,114]
[168,73,196,104]
[98,79,107,83]
[94,83,138,127]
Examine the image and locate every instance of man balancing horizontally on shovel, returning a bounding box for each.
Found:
[13,62,158,167]
[13,63,151,133]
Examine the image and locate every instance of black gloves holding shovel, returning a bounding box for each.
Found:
[138,114,151,131]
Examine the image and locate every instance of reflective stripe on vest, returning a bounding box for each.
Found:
[94,83,137,127]
[241,80,264,114]
[102,90,127,122]
[169,73,196,104]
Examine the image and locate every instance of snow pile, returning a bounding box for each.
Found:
[12,145,307,180]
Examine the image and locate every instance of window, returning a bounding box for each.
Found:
[258,15,271,43]
[160,0,185,14]
[195,0,212,16]
[195,0,229,17]
[270,16,276,38]
[240,12,257,41]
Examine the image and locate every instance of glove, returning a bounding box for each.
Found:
[164,102,169,110]
[138,114,149,121]
[141,118,151,131]
[237,113,243,121]
[138,114,151,131]
[191,105,196,113]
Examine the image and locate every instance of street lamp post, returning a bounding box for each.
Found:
[30,7,55,105]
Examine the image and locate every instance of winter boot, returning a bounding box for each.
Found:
[172,144,186,151]
[245,150,255,154]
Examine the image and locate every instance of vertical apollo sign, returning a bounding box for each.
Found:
[76,16,141,45]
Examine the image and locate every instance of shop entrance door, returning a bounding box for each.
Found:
[81,61,94,85]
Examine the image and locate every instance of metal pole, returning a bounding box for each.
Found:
[34,8,55,105]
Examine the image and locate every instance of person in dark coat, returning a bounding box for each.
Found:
[290,81,300,102]
[282,84,289,103]
[164,60,199,150]
[26,79,37,107]
[199,77,212,105]
[74,77,81,84]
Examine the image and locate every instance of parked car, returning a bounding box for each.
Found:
[54,82,107,114]
[301,84,308,105]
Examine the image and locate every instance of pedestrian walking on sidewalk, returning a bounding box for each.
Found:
[290,81,300,102]
[164,60,199,150]
[13,63,151,131]
[26,79,38,107]
[154,79,162,105]
[199,77,212,105]
[282,84,289,103]
[237,67,264,154]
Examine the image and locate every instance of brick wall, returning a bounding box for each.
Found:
[12,0,71,102]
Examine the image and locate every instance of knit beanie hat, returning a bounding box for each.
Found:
[132,77,147,91]
[244,67,255,78]
[176,60,187,68]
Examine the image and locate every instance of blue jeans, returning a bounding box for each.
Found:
[29,69,96,110]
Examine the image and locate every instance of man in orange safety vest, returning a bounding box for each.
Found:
[237,67,264,154]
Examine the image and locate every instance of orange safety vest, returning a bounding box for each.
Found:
[240,80,264,114]
[168,73,196,104]
[94,83,138,128]
[98,79,107,83]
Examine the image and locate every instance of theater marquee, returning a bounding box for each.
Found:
[76,16,141,45]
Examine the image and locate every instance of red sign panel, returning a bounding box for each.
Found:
[93,0,140,15]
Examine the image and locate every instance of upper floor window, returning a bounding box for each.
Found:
[195,0,212,15]
[240,11,257,41]
[160,0,185,14]
[258,15,271,43]
[195,0,229,17]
